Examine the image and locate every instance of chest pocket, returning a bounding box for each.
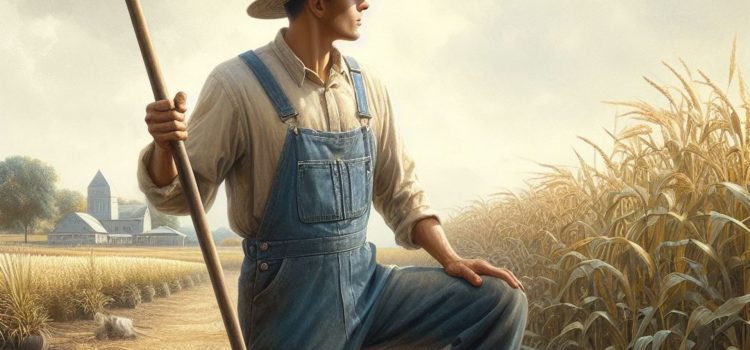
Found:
[296,156,373,223]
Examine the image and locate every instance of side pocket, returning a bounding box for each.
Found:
[251,258,289,304]
[237,256,255,336]
[297,160,343,223]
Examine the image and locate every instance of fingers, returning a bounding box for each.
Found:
[509,269,526,292]
[146,98,175,113]
[174,91,187,113]
[474,260,525,291]
[152,131,188,147]
[444,259,528,292]
[453,262,483,287]
[146,91,187,113]
[145,109,185,124]
[148,118,187,134]
[144,92,188,150]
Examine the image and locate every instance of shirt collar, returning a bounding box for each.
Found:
[271,27,347,87]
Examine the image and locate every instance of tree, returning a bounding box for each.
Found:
[0,156,58,242]
[36,188,87,234]
[55,189,86,220]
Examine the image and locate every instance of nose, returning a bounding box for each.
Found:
[358,0,369,11]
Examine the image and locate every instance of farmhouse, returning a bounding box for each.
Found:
[49,170,185,246]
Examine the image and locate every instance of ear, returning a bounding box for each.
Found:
[308,0,328,19]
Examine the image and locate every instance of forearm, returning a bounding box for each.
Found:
[147,144,179,188]
[411,216,461,266]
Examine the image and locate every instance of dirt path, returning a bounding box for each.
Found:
[48,269,240,350]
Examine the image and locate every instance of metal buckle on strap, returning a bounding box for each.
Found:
[283,113,300,134]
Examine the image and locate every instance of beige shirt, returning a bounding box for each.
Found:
[137,27,440,250]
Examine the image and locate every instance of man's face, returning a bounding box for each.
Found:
[321,0,369,41]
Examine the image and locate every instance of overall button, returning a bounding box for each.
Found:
[259,262,269,271]
[259,242,269,251]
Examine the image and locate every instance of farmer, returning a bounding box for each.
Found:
[137,0,528,348]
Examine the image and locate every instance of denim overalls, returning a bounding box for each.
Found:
[237,49,528,350]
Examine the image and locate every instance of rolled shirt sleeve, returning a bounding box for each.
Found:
[370,78,441,250]
[137,70,246,216]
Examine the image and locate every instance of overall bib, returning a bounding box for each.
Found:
[237,50,528,350]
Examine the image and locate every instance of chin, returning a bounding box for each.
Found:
[339,32,360,41]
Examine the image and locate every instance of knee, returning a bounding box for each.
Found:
[484,276,528,316]
[513,287,529,319]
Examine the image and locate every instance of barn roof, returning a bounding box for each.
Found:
[52,212,108,234]
[119,204,148,219]
[142,226,186,237]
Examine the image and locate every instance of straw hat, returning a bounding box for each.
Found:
[247,0,291,19]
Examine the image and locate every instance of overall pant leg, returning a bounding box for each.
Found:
[358,265,528,350]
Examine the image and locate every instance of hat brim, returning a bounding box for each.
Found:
[247,0,289,19]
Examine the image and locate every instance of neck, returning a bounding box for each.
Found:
[284,21,336,83]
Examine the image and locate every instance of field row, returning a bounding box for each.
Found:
[0,252,208,348]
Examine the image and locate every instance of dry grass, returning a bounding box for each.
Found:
[0,252,208,348]
[0,233,48,243]
[0,245,245,270]
[446,41,750,349]
[376,247,439,267]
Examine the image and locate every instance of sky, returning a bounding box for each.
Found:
[2,1,750,247]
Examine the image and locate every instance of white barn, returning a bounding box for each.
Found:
[49,212,109,245]
[49,170,161,246]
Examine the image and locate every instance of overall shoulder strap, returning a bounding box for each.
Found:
[343,56,372,119]
[238,50,298,122]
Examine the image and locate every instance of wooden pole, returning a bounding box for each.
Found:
[124,2,247,349]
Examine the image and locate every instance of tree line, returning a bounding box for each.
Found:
[0,155,178,243]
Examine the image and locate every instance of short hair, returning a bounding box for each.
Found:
[284,0,306,20]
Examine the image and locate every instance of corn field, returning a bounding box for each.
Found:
[446,41,750,350]
[0,251,207,348]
